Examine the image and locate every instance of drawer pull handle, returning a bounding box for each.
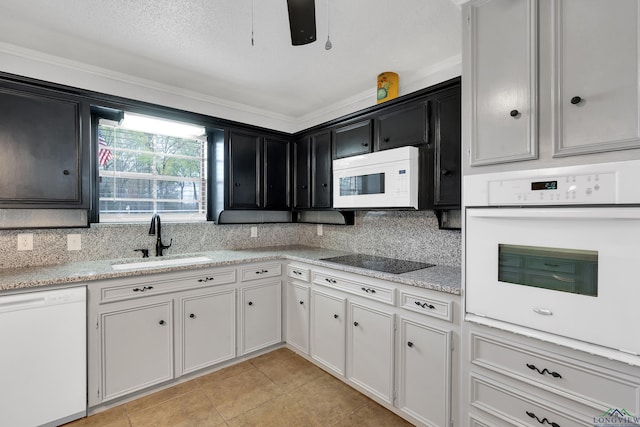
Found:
[189,313,196,319]
[526,363,562,378]
[333,314,339,319]
[407,342,414,348]
[299,300,304,305]
[158,320,165,325]
[415,301,435,310]
[526,410,560,427]
[533,308,553,316]
[353,321,359,326]
[325,278,337,284]
[360,287,376,294]
[133,286,154,292]
[255,269,269,275]
[293,270,302,275]
[197,277,215,283]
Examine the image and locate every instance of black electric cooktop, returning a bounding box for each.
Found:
[320,254,435,274]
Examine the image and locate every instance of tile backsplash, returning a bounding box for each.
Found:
[0,210,460,269]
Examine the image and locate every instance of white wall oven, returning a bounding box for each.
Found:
[465,160,640,357]
[332,146,419,209]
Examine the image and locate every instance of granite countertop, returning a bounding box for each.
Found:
[0,246,461,295]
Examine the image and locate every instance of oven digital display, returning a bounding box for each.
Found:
[531,180,558,191]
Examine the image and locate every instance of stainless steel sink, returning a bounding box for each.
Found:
[111,256,212,271]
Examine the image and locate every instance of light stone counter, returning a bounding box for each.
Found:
[0,246,461,295]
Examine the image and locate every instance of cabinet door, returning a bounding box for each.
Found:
[239,281,282,355]
[376,102,426,151]
[468,0,538,166]
[286,282,310,354]
[293,138,311,209]
[347,302,394,403]
[397,318,452,427]
[0,86,84,206]
[180,289,236,375]
[310,290,346,376]
[553,0,640,156]
[228,130,261,208]
[332,119,373,159]
[100,301,173,401]
[264,137,290,209]
[431,87,461,208]
[311,131,332,208]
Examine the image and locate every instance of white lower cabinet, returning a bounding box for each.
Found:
[179,288,236,375]
[239,280,282,355]
[100,299,174,402]
[310,289,346,376]
[347,302,395,404]
[397,317,452,427]
[286,281,310,354]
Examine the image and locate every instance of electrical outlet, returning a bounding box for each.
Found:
[251,226,258,238]
[317,224,323,236]
[67,234,82,251]
[17,233,33,251]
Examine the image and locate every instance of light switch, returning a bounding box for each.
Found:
[67,234,81,251]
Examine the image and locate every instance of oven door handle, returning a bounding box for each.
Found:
[466,207,640,220]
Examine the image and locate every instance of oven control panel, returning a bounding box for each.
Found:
[487,172,616,205]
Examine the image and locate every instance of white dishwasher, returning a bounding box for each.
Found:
[0,286,86,427]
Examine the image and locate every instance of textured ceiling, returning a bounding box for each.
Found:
[0,0,462,126]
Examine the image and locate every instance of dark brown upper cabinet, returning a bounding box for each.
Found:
[375,101,427,151]
[0,82,89,208]
[332,119,373,159]
[226,129,290,210]
[294,130,332,209]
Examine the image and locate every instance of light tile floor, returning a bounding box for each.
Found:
[65,348,414,426]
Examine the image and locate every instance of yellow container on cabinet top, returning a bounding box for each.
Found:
[377,72,399,104]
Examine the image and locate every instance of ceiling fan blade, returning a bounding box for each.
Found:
[287,0,317,46]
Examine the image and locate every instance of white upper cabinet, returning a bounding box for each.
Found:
[468,0,538,166]
[465,0,640,170]
[552,0,640,156]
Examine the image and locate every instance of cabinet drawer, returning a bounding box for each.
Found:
[471,375,589,427]
[287,264,310,282]
[312,271,395,305]
[100,268,237,303]
[240,263,282,282]
[399,290,453,322]
[471,333,640,415]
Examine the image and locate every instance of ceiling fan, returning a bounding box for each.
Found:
[286,0,317,45]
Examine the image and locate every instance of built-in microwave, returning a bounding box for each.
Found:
[332,146,419,209]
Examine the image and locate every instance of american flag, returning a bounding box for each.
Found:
[98,131,113,167]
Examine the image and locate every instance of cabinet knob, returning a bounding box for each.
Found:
[299,300,304,305]
[383,138,390,143]
[510,109,519,117]
[189,313,196,319]
[353,321,359,326]
[361,142,368,147]
[407,342,414,348]
[63,169,70,175]
[234,182,240,187]
[159,320,165,325]
[248,301,253,306]
[441,169,450,176]
[570,96,582,105]
[333,314,339,319]
[301,185,308,189]
[322,183,328,187]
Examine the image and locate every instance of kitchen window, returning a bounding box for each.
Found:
[97,112,207,223]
